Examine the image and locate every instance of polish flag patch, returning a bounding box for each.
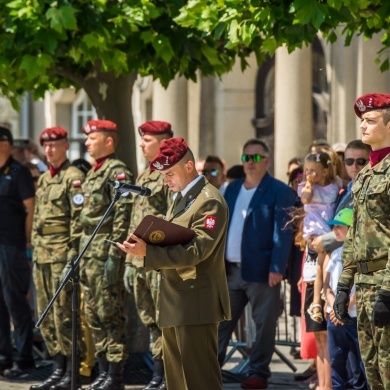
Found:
[117,172,126,180]
[205,216,216,230]
[72,180,81,187]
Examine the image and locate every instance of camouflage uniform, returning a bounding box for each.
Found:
[127,168,172,359]
[79,156,133,363]
[32,161,85,358]
[339,155,390,390]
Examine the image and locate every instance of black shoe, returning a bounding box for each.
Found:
[30,369,65,390]
[157,378,166,390]
[85,373,107,390]
[143,376,163,389]
[96,374,125,390]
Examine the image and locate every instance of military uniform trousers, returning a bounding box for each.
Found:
[80,257,127,363]
[162,322,222,390]
[356,283,390,390]
[134,267,162,359]
[33,262,84,358]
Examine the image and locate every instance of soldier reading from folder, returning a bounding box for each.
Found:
[118,137,231,390]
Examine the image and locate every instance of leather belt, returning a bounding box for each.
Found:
[36,226,69,236]
[83,225,112,235]
[226,261,241,268]
[356,259,387,274]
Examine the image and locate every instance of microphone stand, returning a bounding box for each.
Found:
[35,186,130,390]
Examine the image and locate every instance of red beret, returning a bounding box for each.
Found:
[83,120,117,134]
[39,126,68,146]
[150,138,189,171]
[138,121,173,137]
[354,93,390,118]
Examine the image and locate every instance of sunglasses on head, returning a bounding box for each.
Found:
[344,158,367,166]
[202,169,219,177]
[241,154,267,163]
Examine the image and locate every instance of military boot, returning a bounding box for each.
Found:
[96,362,124,390]
[85,356,108,390]
[143,358,164,389]
[30,354,66,390]
[49,357,81,390]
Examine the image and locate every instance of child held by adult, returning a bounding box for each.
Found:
[298,151,341,390]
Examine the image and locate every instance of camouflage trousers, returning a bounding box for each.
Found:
[33,262,85,358]
[356,283,390,390]
[80,257,127,363]
[134,268,162,359]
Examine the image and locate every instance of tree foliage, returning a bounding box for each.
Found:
[0,0,239,108]
[175,0,390,72]
[1,0,390,110]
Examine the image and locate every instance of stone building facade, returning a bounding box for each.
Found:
[3,33,390,182]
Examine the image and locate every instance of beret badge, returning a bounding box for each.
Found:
[355,100,366,112]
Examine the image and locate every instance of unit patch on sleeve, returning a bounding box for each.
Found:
[205,216,216,230]
[73,193,84,206]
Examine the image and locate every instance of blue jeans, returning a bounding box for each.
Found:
[0,245,34,366]
[327,317,368,390]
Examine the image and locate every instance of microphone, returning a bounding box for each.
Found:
[106,179,152,196]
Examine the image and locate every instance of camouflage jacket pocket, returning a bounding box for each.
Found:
[365,181,390,219]
[48,184,67,211]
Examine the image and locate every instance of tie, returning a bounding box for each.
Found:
[174,192,183,207]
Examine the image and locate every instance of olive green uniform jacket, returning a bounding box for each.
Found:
[144,176,231,328]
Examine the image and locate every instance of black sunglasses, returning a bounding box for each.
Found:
[344,158,367,166]
[241,154,267,163]
[202,169,219,177]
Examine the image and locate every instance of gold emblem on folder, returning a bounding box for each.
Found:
[149,230,165,243]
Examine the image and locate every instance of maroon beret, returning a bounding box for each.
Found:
[354,93,390,118]
[83,119,117,134]
[39,126,68,146]
[138,121,173,137]
[150,138,189,171]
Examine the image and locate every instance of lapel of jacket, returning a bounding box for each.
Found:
[246,172,271,217]
[167,176,206,221]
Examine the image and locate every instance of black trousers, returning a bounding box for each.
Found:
[0,244,34,365]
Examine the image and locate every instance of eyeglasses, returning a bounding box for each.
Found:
[202,169,220,177]
[241,154,267,163]
[344,158,367,166]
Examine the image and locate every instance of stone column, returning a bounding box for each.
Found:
[187,75,201,159]
[274,45,312,182]
[152,76,188,139]
[327,35,358,143]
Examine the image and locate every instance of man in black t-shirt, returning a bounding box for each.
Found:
[0,125,35,376]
